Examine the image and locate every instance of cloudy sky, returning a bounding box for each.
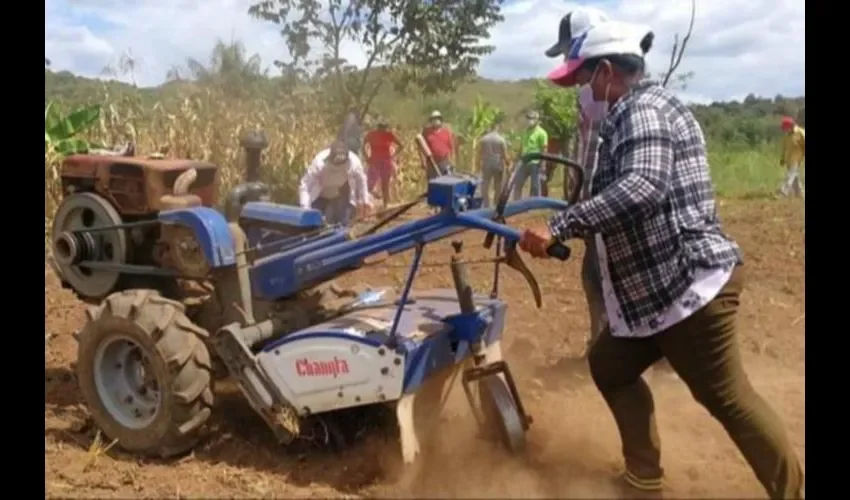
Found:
[45,0,804,104]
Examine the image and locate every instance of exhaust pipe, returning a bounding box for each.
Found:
[224,182,271,222]
[240,131,269,183]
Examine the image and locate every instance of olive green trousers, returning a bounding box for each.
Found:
[588,265,804,499]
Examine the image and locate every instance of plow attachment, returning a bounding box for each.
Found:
[395,337,530,465]
[393,239,532,464]
[463,360,531,453]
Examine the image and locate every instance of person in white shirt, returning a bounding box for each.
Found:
[298,141,372,226]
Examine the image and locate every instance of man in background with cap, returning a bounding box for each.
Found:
[778,116,805,198]
[422,110,455,178]
[299,140,372,226]
[519,19,803,499]
[512,110,549,199]
[544,6,610,356]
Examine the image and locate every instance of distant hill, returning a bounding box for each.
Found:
[44,69,804,148]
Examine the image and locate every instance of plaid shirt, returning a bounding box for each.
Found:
[548,82,742,330]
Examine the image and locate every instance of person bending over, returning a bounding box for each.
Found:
[299,140,372,226]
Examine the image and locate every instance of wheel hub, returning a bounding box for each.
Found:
[51,193,127,299]
[93,335,161,429]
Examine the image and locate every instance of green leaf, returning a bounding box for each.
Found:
[532,80,577,141]
[46,104,101,141]
[54,138,91,156]
[44,101,63,137]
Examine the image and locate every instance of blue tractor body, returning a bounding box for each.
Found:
[65,164,578,466]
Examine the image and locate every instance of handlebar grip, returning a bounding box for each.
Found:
[546,241,571,261]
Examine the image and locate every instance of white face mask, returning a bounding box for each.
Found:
[579,64,612,173]
[579,84,608,122]
[526,118,538,127]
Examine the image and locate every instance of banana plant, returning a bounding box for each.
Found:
[45,101,103,156]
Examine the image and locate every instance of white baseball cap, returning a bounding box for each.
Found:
[547,20,653,87]
[545,7,610,58]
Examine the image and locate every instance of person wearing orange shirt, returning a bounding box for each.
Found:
[363,118,403,208]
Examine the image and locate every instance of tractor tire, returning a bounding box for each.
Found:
[76,289,214,458]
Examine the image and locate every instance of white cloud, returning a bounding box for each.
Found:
[45,0,804,103]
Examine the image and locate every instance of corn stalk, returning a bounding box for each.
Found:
[456,96,502,171]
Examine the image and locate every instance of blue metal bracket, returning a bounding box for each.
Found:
[444,312,488,344]
[387,243,424,347]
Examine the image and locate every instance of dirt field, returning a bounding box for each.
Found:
[45,198,805,499]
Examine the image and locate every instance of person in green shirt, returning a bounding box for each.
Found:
[513,110,549,200]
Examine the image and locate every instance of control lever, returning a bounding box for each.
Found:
[503,243,542,308]
[546,240,571,261]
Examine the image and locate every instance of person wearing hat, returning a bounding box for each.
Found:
[512,110,549,199]
[299,140,372,226]
[518,20,803,498]
[778,116,805,198]
[364,118,404,209]
[421,110,455,178]
[478,118,510,208]
[544,6,610,356]
[544,7,610,60]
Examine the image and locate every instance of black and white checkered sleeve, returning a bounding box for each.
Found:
[548,103,675,240]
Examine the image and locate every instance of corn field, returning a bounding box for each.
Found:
[44,87,440,252]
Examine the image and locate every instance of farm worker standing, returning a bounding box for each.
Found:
[340,109,363,157]
[512,110,549,200]
[299,140,372,226]
[421,110,455,178]
[778,116,805,198]
[477,119,510,208]
[518,20,804,498]
[363,118,404,209]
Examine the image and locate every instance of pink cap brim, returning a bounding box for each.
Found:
[547,58,585,87]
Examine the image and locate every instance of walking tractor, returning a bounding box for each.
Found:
[50,149,582,465]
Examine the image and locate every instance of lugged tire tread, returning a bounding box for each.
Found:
[76,289,214,458]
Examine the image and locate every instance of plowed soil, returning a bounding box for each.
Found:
[45,198,805,499]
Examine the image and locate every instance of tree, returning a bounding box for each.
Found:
[660,0,696,89]
[101,50,141,87]
[248,0,505,121]
[533,80,577,146]
[646,70,694,91]
[167,39,267,97]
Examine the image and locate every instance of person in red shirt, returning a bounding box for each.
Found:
[363,118,403,208]
[421,110,455,179]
